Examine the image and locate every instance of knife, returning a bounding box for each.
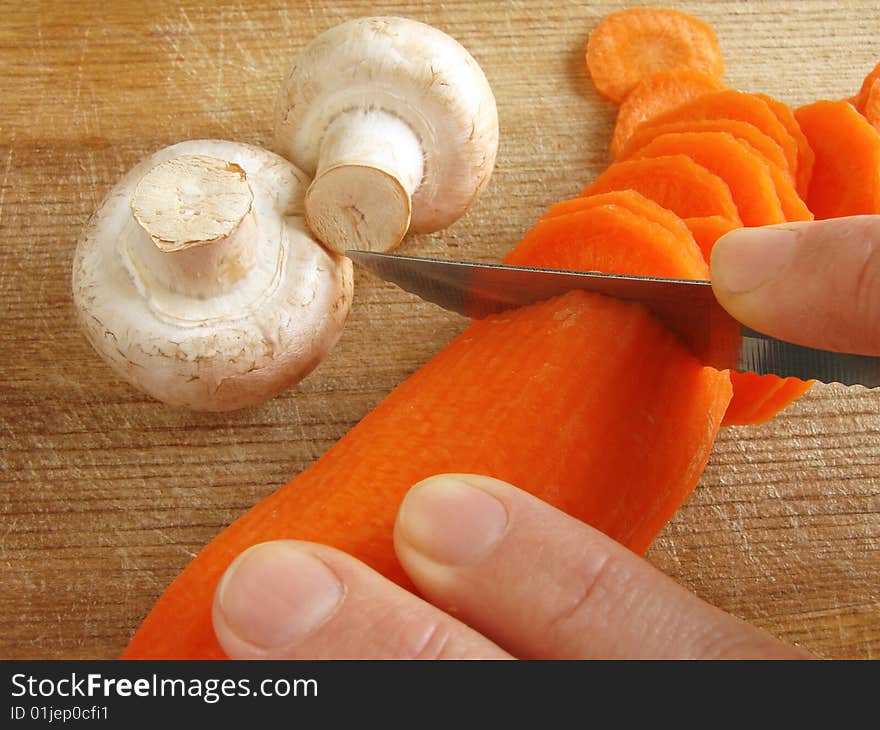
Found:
[346,250,880,388]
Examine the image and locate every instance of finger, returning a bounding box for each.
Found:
[710,215,880,354]
[393,474,810,659]
[212,540,511,659]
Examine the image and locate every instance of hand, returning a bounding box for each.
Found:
[210,474,807,659]
[212,216,880,660]
[711,215,880,355]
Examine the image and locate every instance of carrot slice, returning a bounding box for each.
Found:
[627,131,785,226]
[746,379,814,424]
[855,61,880,113]
[507,203,708,278]
[586,8,724,104]
[721,372,787,427]
[618,117,792,180]
[646,90,800,179]
[582,155,742,223]
[123,205,732,659]
[766,164,813,222]
[541,189,696,243]
[864,79,880,130]
[684,215,738,260]
[610,69,725,157]
[754,94,815,198]
[794,99,880,218]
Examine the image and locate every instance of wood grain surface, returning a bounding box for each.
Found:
[1,0,878,660]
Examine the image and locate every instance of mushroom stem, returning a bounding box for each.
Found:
[305,109,424,253]
[129,154,259,298]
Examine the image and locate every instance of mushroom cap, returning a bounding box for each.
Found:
[274,16,500,234]
[72,140,353,412]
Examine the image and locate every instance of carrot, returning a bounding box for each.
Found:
[609,130,809,424]
[586,8,724,104]
[747,379,815,424]
[715,153,812,424]
[754,93,815,199]
[720,372,787,427]
[864,79,880,130]
[609,69,725,158]
[855,61,880,113]
[683,215,738,260]
[765,164,813,222]
[541,189,696,244]
[645,90,800,180]
[582,155,742,223]
[620,123,810,222]
[618,117,793,181]
[123,203,732,659]
[627,131,786,226]
[794,99,880,218]
[508,202,708,278]
[721,375,816,427]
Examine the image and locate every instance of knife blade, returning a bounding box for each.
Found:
[346,250,880,388]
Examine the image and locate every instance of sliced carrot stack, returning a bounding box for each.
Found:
[541,189,696,244]
[754,93,815,198]
[619,117,792,180]
[645,90,801,180]
[586,8,724,103]
[626,131,786,226]
[508,201,708,278]
[582,155,742,223]
[794,99,880,218]
[610,69,725,157]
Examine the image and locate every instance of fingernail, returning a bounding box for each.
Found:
[711,225,801,294]
[216,542,343,650]
[398,475,509,565]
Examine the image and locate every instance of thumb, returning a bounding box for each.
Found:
[710,216,880,355]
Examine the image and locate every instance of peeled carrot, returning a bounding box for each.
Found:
[586,8,724,104]
[794,99,880,218]
[618,117,792,180]
[123,202,732,659]
[609,69,725,158]
[582,155,742,223]
[627,131,785,226]
[754,93,815,198]
[646,90,800,179]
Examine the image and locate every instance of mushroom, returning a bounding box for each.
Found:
[274,16,500,254]
[72,139,353,411]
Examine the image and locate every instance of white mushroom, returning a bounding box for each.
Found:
[274,16,499,254]
[72,139,353,411]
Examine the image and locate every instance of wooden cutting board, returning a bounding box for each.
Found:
[1,0,877,659]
